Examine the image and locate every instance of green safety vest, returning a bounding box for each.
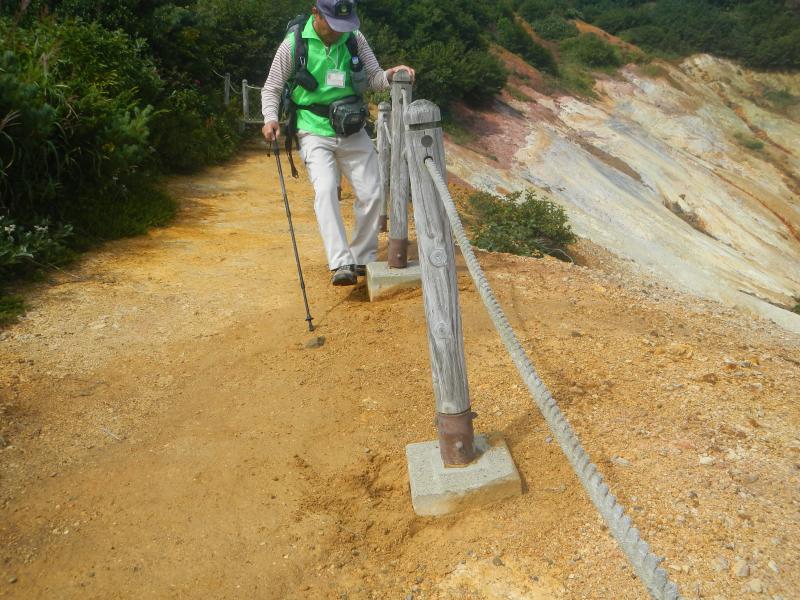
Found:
[289,17,358,137]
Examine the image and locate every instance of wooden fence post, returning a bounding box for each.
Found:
[389,70,412,268]
[224,72,231,106]
[404,99,475,467]
[242,79,249,118]
[241,79,249,134]
[377,101,392,233]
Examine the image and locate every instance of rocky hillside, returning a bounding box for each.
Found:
[446,49,800,333]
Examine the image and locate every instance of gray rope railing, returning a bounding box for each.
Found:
[423,158,684,600]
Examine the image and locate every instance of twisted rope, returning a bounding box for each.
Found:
[424,158,683,600]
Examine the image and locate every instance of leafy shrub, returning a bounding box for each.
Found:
[412,40,507,107]
[517,0,562,22]
[532,16,579,41]
[1,18,163,227]
[554,62,597,97]
[561,33,622,68]
[360,0,511,110]
[0,216,74,279]
[496,17,558,74]
[68,178,177,245]
[564,8,584,20]
[151,86,239,173]
[468,189,577,259]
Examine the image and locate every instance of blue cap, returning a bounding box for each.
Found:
[316,0,360,33]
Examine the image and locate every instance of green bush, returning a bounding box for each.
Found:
[468,189,577,259]
[517,0,562,22]
[360,0,511,110]
[0,16,182,286]
[554,62,597,97]
[1,19,162,224]
[70,179,177,245]
[496,17,558,74]
[533,15,579,41]
[561,33,622,68]
[412,40,507,107]
[151,86,239,173]
[0,216,74,279]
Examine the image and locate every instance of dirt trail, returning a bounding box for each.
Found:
[1,147,799,599]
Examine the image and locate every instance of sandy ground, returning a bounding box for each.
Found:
[1,147,799,599]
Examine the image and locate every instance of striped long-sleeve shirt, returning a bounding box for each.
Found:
[261,32,389,124]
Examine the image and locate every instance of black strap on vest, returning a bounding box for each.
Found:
[281,16,362,178]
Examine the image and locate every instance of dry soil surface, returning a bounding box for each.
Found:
[1,148,799,600]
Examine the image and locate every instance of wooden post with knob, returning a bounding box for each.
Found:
[389,70,412,268]
[377,101,391,233]
[404,99,475,466]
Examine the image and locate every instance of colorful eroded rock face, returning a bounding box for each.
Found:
[447,54,800,332]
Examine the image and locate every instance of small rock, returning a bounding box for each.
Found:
[405,595,413,600]
[747,579,764,593]
[750,383,764,392]
[8,577,17,584]
[698,373,719,384]
[304,336,326,349]
[699,456,716,466]
[733,559,750,577]
[612,456,631,467]
[712,557,729,572]
[767,560,779,574]
[492,556,505,567]
[545,436,553,444]
[0,435,7,449]
[543,484,566,494]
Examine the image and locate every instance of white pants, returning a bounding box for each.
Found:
[298,129,382,270]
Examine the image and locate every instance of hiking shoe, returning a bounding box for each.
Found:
[331,264,357,286]
[355,264,367,276]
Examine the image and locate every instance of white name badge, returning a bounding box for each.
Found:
[326,69,346,88]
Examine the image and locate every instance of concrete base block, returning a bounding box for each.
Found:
[406,434,522,517]
[366,261,422,302]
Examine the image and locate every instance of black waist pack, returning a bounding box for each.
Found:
[329,96,368,137]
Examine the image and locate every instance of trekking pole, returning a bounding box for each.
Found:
[269,139,315,332]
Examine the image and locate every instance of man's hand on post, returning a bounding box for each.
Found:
[263,121,280,142]
[386,65,416,83]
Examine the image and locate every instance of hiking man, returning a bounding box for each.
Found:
[261,0,415,286]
